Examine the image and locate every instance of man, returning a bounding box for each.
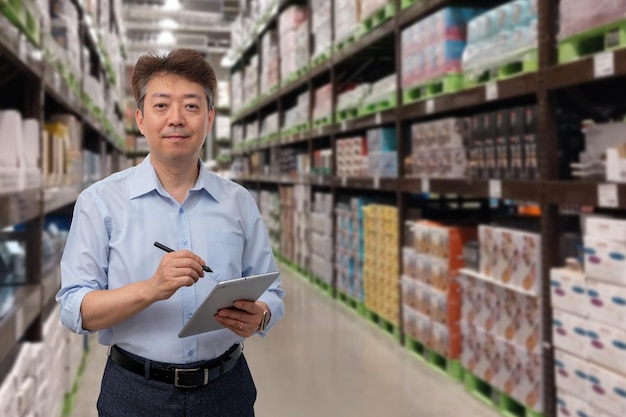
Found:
[56,48,285,417]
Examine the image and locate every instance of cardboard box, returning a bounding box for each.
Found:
[555,349,590,397]
[551,267,588,317]
[553,309,590,358]
[586,217,626,242]
[585,320,626,376]
[584,235,626,285]
[586,364,626,416]
[587,280,626,330]
[557,390,593,417]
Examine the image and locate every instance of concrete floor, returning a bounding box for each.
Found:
[70,264,500,417]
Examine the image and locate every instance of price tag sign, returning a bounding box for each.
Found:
[421,178,430,193]
[425,99,435,114]
[489,180,502,199]
[598,183,619,207]
[373,176,380,189]
[375,112,382,125]
[341,176,347,187]
[486,82,498,101]
[594,51,615,78]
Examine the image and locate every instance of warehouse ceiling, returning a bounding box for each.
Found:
[122,0,239,75]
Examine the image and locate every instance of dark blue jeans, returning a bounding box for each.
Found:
[97,352,257,417]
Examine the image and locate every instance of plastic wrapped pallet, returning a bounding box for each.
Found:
[559,0,626,40]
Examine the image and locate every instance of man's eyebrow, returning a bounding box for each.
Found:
[150,93,202,100]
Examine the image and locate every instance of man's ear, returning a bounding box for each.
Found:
[135,108,144,135]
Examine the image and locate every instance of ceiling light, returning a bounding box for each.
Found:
[157,30,176,45]
[159,18,179,29]
[163,0,182,11]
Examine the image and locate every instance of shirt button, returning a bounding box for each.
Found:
[187,313,192,319]
[182,240,188,246]
[187,350,193,356]
[179,208,184,214]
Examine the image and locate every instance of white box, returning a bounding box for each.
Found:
[0,110,22,194]
[557,390,593,417]
[551,267,588,317]
[587,280,626,330]
[586,364,626,416]
[584,235,626,285]
[585,320,626,376]
[553,309,590,358]
[555,349,590,397]
[586,216,626,242]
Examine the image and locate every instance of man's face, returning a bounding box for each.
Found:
[136,73,213,164]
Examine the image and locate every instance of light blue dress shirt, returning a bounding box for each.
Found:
[56,155,285,363]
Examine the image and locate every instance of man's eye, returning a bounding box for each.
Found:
[186,104,199,110]
[154,103,167,109]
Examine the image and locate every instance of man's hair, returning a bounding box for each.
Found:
[131,48,217,113]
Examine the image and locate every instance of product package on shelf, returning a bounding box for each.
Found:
[293,184,311,271]
[334,0,361,46]
[462,0,538,86]
[261,30,280,94]
[311,192,334,284]
[312,83,333,125]
[401,8,484,95]
[231,71,243,114]
[279,186,295,262]
[260,112,279,142]
[409,117,471,179]
[0,111,37,194]
[312,148,333,176]
[260,191,281,251]
[363,204,399,325]
[243,55,260,107]
[336,136,368,177]
[311,0,332,61]
[50,0,82,82]
[558,0,626,42]
[43,114,83,187]
[336,83,371,116]
[279,5,309,83]
[366,127,398,178]
[469,105,539,180]
[359,74,397,114]
[576,121,626,182]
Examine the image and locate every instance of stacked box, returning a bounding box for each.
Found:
[261,29,280,94]
[403,221,475,358]
[409,117,470,178]
[260,191,281,251]
[311,0,332,59]
[44,114,83,187]
[337,83,371,112]
[360,74,397,108]
[401,8,483,89]
[279,6,309,81]
[367,127,398,178]
[311,192,334,284]
[282,90,310,131]
[361,0,389,20]
[312,148,333,176]
[260,112,280,138]
[243,55,259,106]
[50,0,81,79]
[550,216,626,417]
[312,83,333,122]
[363,204,399,324]
[231,71,243,113]
[293,185,311,270]
[245,120,259,142]
[336,136,368,177]
[279,186,294,261]
[335,0,361,44]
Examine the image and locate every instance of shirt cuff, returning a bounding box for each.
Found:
[59,287,98,335]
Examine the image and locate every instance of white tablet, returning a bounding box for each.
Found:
[178,271,280,338]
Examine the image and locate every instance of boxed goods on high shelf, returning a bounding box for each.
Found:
[558,0,626,63]
[278,148,309,178]
[461,225,543,413]
[334,0,361,46]
[231,71,243,115]
[401,8,484,102]
[469,105,539,180]
[311,0,332,62]
[0,110,40,194]
[402,221,475,363]
[367,127,398,178]
[261,29,280,95]
[552,215,626,417]
[50,0,82,87]
[359,74,397,116]
[260,191,281,251]
[312,148,333,176]
[363,204,399,325]
[279,186,295,262]
[462,0,538,87]
[336,135,367,177]
[260,112,280,142]
[243,55,260,107]
[336,197,373,301]
[312,83,333,126]
[282,91,310,134]
[311,192,334,285]
[43,114,83,188]
[293,185,311,271]
[408,117,470,179]
[336,84,371,121]
[577,121,626,183]
[279,6,308,83]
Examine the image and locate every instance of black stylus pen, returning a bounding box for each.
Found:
[154,241,213,273]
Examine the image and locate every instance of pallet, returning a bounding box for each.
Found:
[312,116,332,129]
[405,337,464,382]
[464,372,544,417]
[401,0,422,10]
[312,275,333,297]
[559,18,626,64]
[358,92,397,117]
[336,107,359,122]
[337,290,367,315]
[464,49,538,88]
[334,34,357,53]
[363,307,402,342]
[311,49,332,68]
[402,73,464,104]
[358,2,396,37]
[282,66,308,86]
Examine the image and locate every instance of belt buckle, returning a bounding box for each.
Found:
[174,367,209,388]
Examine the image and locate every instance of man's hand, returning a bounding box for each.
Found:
[148,250,206,302]
[215,301,269,338]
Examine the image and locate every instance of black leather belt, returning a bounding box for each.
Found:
[109,344,242,388]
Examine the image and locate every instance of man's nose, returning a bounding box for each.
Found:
[168,106,184,126]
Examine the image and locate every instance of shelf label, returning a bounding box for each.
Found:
[375,112,382,125]
[425,99,435,114]
[598,183,619,207]
[489,180,502,199]
[341,176,347,187]
[421,178,430,193]
[373,176,380,189]
[486,82,498,101]
[594,51,615,78]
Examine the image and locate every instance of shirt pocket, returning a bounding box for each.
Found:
[203,231,244,280]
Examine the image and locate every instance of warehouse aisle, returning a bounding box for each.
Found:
[70,264,500,417]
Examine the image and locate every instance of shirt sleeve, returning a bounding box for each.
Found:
[56,190,111,334]
[242,195,285,335]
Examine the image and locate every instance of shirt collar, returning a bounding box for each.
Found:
[129,154,221,203]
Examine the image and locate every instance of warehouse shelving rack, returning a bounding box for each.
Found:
[0,0,126,384]
[228,1,626,416]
